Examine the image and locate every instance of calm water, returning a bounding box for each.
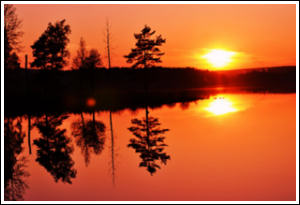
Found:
[4,93,296,201]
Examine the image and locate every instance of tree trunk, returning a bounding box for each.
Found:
[81,112,85,127]
[28,114,31,155]
[109,111,115,186]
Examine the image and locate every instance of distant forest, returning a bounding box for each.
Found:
[5,65,296,92]
[5,65,296,117]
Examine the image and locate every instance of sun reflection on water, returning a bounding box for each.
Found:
[204,96,238,116]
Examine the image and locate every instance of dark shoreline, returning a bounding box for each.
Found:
[4,66,296,117]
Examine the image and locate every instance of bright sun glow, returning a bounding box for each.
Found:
[205,96,237,116]
[202,49,236,68]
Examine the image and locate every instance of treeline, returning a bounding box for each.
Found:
[4,66,296,116]
[5,65,296,92]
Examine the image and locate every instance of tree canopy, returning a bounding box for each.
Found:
[4,117,29,201]
[124,25,166,69]
[4,4,23,69]
[128,114,170,175]
[34,114,77,184]
[72,38,102,70]
[31,19,71,70]
[71,113,106,166]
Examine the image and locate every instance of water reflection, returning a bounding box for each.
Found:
[4,117,29,201]
[71,111,106,166]
[128,106,170,175]
[205,96,238,116]
[109,110,116,186]
[27,113,32,155]
[3,93,296,201]
[34,114,77,184]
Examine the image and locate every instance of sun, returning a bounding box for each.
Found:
[202,49,236,68]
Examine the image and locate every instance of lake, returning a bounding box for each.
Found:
[4,92,296,201]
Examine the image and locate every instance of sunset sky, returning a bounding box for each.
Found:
[11,3,296,70]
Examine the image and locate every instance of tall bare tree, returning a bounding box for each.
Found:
[105,19,112,69]
[104,19,116,185]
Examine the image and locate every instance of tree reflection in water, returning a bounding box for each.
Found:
[109,110,116,186]
[4,117,29,201]
[71,111,106,166]
[128,106,170,175]
[34,114,77,184]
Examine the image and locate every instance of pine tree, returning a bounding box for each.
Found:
[124,25,166,69]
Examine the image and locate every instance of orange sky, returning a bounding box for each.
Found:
[12,4,296,70]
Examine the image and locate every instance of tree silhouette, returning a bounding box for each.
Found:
[109,110,116,186]
[124,25,166,69]
[72,38,102,96]
[128,107,170,175]
[104,19,113,69]
[72,37,88,70]
[86,49,102,69]
[71,112,106,166]
[4,117,29,201]
[72,38,102,70]
[4,156,29,201]
[34,114,77,184]
[26,113,32,155]
[126,25,169,173]
[31,19,71,70]
[6,52,21,69]
[4,4,23,70]
[104,20,117,185]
